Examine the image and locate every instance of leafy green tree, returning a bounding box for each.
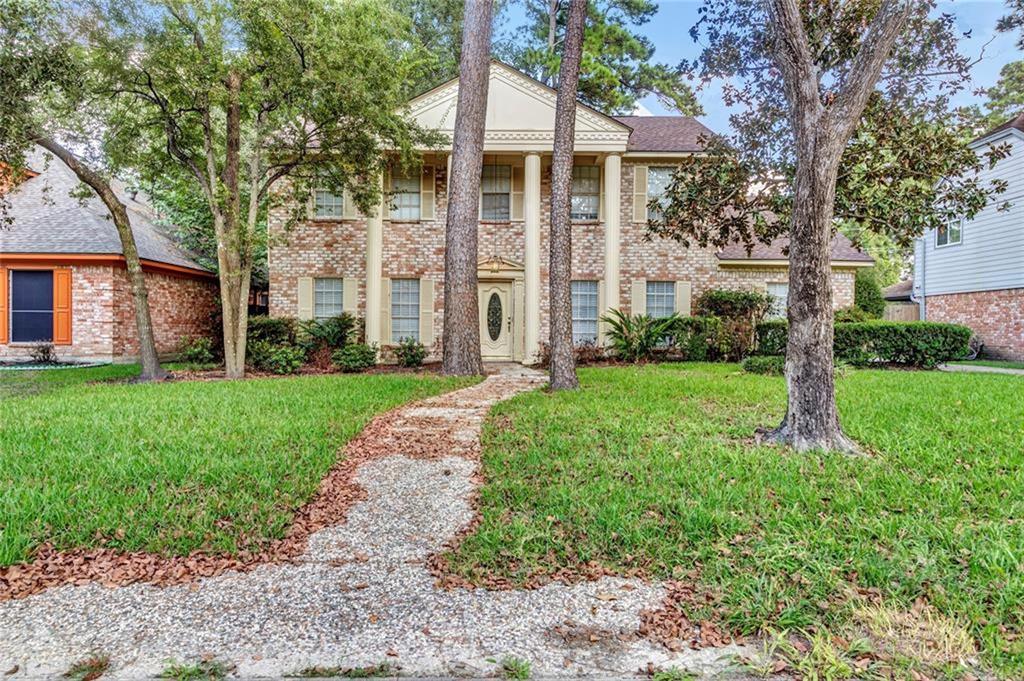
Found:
[509,0,701,114]
[853,268,885,318]
[964,60,1024,132]
[650,0,1008,453]
[81,0,436,379]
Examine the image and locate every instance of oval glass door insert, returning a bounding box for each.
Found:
[487,293,503,341]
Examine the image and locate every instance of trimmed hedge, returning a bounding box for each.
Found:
[755,320,971,368]
[742,355,785,375]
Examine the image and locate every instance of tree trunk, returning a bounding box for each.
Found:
[441,0,493,376]
[33,135,167,381]
[548,0,587,391]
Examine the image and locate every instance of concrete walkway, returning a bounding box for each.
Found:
[0,369,751,679]
[938,363,1024,376]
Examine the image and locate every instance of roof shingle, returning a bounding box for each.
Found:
[613,116,715,153]
[716,232,873,263]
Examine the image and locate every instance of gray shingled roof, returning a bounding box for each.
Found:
[883,279,913,301]
[977,111,1024,141]
[0,148,209,272]
[613,116,715,153]
[717,232,874,263]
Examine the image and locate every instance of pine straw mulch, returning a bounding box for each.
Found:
[0,377,523,602]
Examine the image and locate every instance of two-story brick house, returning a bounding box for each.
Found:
[268,62,871,363]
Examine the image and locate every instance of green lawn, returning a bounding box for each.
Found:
[444,364,1024,676]
[949,359,1024,371]
[0,363,144,399]
[0,367,472,565]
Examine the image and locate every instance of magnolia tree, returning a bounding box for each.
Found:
[81,0,434,378]
[650,0,1008,452]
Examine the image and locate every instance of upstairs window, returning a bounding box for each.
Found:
[390,172,421,221]
[481,165,511,220]
[647,166,674,221]
[391,278,420,342]
[936,218,962,247]
[314,278,343,319]
[646,280,675,318]
[571,166,600,221]
[314,189,344,219]
[571,280,600,345]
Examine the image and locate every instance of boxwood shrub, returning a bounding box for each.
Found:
[754,320,971,368]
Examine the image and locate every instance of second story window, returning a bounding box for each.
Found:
[647,166,674,221]
[936,218,962,247]
[481,164,511,220]
[314,189,344,219]
[390,172,421,221]
[571,166,600,221]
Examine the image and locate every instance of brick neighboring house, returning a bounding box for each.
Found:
[1,149,218,363]
[913,113,1024,360]
[269,61,872,364]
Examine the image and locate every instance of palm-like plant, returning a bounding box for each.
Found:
[600,309,679,362]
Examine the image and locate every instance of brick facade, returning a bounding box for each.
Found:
[1,263,217,362]
[269,160,858,361]
[926,288,1024,360]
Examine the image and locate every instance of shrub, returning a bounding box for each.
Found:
[247,340,304,374]
[601,309,678,362]
[298,314,358,354]
[177,336,215,364]
[247,315,296,346]
[29,343,57,364]
[742,355,785,375]
[754,320,972,368]
[695,289,774,320]
[854,268,885,318]
[393,337,428,368]
[536,340,607,367]
[332,343,377,372]
[834,306,874,323]
[665,315,723,361]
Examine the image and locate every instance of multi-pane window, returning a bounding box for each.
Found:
[646,280,675,318]
[481,165,511,220]
[936,218,962,247]
[390,172,421,221]
[571,280,600,345]
[647,166,674,221]
[314,278,343,320]
[390,278,420,342]
[9,270,53,343]
[314,189,344,219]
[766,282,789,319]
[571,166,600,221]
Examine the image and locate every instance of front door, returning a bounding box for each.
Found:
[479,281,514,360]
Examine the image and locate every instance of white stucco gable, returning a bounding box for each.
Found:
[406,61,631,153]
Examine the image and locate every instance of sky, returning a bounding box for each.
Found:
[505,1,1024,132]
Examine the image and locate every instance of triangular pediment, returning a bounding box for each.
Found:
[407,61,631,152]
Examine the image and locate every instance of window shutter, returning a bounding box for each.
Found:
[631,278,647,316]
[297,276,314,320]
[418,278,434,348]
[596,277,606,343]
[632,165,648,223]
[380,277,391,345]
[597,165,605,222]
[342,189,358,219]
[510,165,524,221]
[342,277,358,315]
[674,281,692,317]
[446,155,452,198]
[53,268,72,345]
[420,165,435,221]
[0,267,7,344]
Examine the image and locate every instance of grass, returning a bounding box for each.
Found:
[63,655,110,680]
[285,662,394,678]
[159,659,232,680]
[949,359,1024,371]
[494,656,531,680]
[0,363,143,399]
[0,368,473,565]
[444,364,1024,676]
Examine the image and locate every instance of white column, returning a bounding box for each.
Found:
[523,152,542,363]
[602,153,622,339]
[365,173,385,345]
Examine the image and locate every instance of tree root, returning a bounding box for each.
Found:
[756,421,865,456]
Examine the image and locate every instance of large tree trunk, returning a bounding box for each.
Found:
[441,0,493,376]
[34,135,167,381]
[548,0,587,391]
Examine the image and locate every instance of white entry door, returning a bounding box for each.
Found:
[479,281,514,360]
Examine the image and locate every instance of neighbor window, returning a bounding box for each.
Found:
[9,270,54,343]
[647,166,674,221]
[646,280,675,318]
[390,172,421,221]
[936,218,962,247]
[571,166,600,221]
[391,278,420,342]
[314,189,344,219]
[571,280,600,345]
[314,278,343,319]
[481,165,511,220]
[767,282,789,319]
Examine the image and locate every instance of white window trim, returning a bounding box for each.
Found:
[389,172,422,222]
[935,217,963,249]
[313,188,344,220]
[571,280,600,345]
[480,164,512,222]
[390,278,421,343]
[645,280,676,319]
[313,277,344,320]
[571,165,600,222]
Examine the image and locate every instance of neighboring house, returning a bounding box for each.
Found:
[913,113,1024,360]
[0,149,218,362]
[882,280,919,321]
[269,61,872,363]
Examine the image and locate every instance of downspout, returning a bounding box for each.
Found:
[912,235,926,320]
